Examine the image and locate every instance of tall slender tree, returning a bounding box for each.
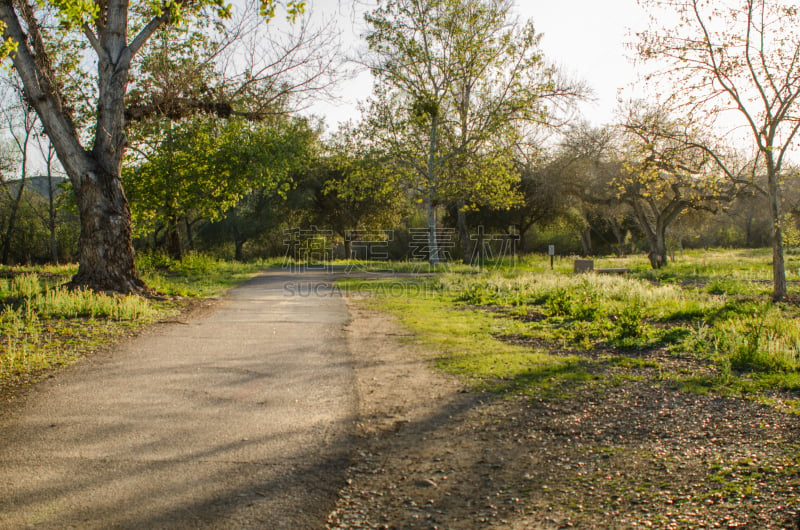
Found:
[363,0,581,265]
[0,81,37,264]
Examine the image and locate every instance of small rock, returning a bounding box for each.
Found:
[415,478,438,488]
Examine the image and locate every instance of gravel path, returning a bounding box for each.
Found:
[0,271,356,529]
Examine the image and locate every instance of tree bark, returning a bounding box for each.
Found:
[0,0,160,293]
[516,227,527,255]
[70,166,147,292]
[579,227,592,257]
[426,196,439,266]
[343,232,353,260]
[767,168,787,301]
[456,204,471,264]
[234,240,245,262]
[166,214,183,261]
[647,227,668,269]
[426,111,440,266]
[184,216,195,251]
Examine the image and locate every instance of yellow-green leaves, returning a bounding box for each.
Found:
[259,0,306,22]
[44,0,100,30]
[0,33,18,61]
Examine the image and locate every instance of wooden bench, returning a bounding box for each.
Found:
[596,268,630,275]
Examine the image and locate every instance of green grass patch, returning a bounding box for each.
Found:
[342,276,596,398]
[138,252,276,297]
[341,248,800,402]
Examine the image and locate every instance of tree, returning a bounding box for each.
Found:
[636,0,800,299]
[198,187,287,262]
[617,102,728,268]
[439,0,582,262]
[0,0,308,293]
[125,115,317,259]
[363,0,580,265]
[558,124,630,257]
[461,155,565,254]
[0,80,38,264]
[295,146,410,257]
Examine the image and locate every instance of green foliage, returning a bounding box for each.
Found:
[0,33,16,60]
[614,301,646,340]
[783,213,800,249]
[3,273,157,320]
[30,287,155,320]
[291,144,411,243]
[125,115,317,243]
[42,0,306,31]
[361,0,576,242]
[137,251,272,297]
[10,273,40,300]
[545,283,602,321]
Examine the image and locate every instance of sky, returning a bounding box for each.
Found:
[302,0,651,131]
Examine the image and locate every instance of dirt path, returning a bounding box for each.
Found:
[0,271,355,529]
[329,301,800,529]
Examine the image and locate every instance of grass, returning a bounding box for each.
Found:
[337,248,800,402]
[0,252,268,395]
[340,277,583,398]
[138,252,280,297]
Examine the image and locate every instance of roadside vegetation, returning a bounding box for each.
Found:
[336,248,800,526]
[343,248,800,403]
[0,253,270,397]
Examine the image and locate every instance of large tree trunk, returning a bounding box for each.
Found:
[0,0,164,294]
[69,166,147,293]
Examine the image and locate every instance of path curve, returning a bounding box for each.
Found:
[0,270,355,529]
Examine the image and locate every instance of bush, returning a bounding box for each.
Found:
[614,302,646,340]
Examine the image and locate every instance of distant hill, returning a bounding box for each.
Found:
[2,176,68,198]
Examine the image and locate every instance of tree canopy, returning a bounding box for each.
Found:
[362,0,583,264]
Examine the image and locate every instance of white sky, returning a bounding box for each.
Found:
[302,0,650,131]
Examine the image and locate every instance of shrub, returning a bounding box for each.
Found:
[614,302,646,340]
